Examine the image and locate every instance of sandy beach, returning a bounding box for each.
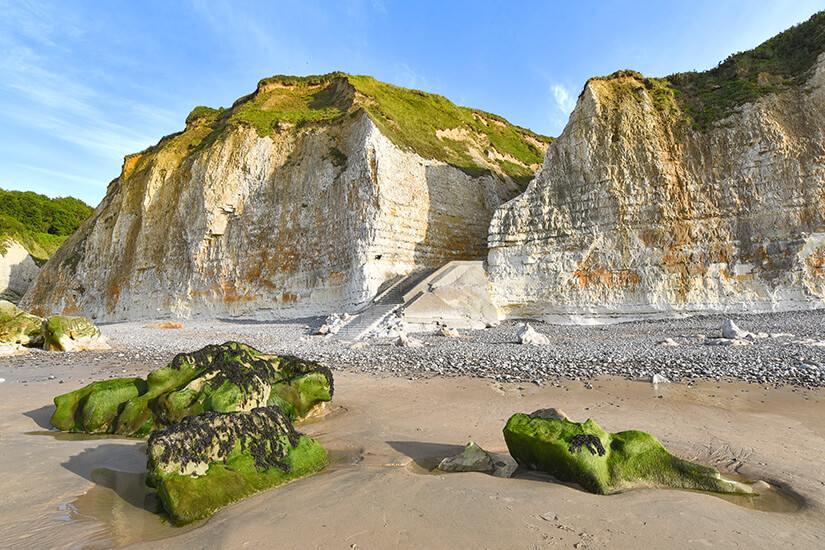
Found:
[2,315,825,549]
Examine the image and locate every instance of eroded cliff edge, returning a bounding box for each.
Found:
[488,17,825,319]
[22,74,549,321]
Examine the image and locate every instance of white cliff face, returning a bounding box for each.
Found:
[0,240,39,301]
[22,112,512,321]
[488,54,825,320]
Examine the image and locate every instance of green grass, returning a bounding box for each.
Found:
[348,74,550,180]
[656,12,824,131]
[144,72,551,184]
[0,190,93,263]
[590,12,825,131]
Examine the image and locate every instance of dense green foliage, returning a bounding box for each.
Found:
[0,189,93,262]
[161,72,550,187]
[667,12,824,130]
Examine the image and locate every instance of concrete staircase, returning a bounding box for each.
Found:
[333,267,440,341]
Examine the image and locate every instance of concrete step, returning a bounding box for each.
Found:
[333,266,442,341]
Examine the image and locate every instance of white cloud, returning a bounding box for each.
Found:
[551,83,576,114]
[393,63,428,90]
[11,163,107,188]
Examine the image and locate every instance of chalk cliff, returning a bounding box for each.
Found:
[22,74,548,320]
[488,14,825,319]
[0,239,39,303]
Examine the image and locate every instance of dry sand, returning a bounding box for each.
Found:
[1,339,824,548]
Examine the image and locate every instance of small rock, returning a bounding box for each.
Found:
[438,442,495,472]
[529,408,568,421]
[517,323,550,345]
[722,319,751,339]
[396,334,424,348]
[317,313,351,335]
[751,480,771,492]
[441,326,460,338]
[657,338,679,346]
[490,452,519,478]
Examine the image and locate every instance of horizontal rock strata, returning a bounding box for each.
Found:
[22,75,546,321]
[488,52,825,319]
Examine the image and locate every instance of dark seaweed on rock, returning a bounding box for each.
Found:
[148,405,301,473]
[568,434,606,456]
[272,355,334,395]
[171,341,334,398]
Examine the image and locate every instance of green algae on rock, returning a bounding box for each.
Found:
[146,405,328,524]
[0,299,43,346]
[43,314,109,351]
[503,413,753,495]
[50,342,334,436]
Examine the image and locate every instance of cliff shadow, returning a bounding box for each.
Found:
[412,166,493,268]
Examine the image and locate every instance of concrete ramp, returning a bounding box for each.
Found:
[399,261,500,330]
[333,267,440,341]
[334,261,500,340]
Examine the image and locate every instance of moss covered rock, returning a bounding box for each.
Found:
[0,299,43,346]
[50,342,334,436]
[146,405,328,524]
[43,315,109,351]
[503,413,752,495]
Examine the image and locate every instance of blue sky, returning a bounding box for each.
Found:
[1,1,822,206]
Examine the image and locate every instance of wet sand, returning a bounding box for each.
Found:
[1,352,824,549]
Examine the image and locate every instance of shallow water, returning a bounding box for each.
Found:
[57,468,199,548]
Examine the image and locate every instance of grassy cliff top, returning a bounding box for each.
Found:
[0,189,93,263]
[590,11,825,131]
[139,73,552,188]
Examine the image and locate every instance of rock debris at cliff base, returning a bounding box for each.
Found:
[3,309,823,389]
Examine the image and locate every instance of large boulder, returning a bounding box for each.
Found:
[43,315,109,351]
[146,406,328,524]
[50,342,334,436]
[503,413,753,495]
[0,299,43,346]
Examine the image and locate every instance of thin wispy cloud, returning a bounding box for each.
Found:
[11,164,107,188]
[551,83,577,114]
[394,63,429,90]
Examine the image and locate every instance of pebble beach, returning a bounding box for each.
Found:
[2,309,825,549]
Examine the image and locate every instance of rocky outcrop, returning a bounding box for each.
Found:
[503,413,755,495]
[50,342,333,436]
[489,40,825,318]
[0,300,107,354]
[146,406,328,524]
[0,239,39,303]
[0,299,43,347]
[22,74,548,321]
[42,315,109,351]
